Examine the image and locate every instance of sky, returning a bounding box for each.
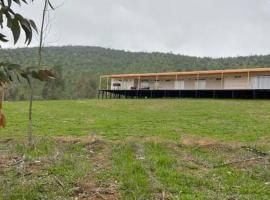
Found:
[2,0,270,57]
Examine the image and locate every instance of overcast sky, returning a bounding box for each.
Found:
[2,0,270,57]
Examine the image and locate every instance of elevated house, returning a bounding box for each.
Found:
[99,68,270,99]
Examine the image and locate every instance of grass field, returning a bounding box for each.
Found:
[0,99,270,199]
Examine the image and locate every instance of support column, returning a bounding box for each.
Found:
[99,76,102,90]
[196,73,200,98]
[221,72,224,89]
[106,77,109,90]
[138,76,141,90]
[175,74,178,90]
[247,71,250,89]
[196,73,200,90]
[155,75,158,90]
[178,73,182,99]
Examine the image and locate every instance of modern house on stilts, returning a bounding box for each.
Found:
[98,68,270,99]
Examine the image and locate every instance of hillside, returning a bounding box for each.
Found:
[1,46,270,100]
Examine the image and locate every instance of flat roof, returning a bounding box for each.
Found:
[101,67,270,78]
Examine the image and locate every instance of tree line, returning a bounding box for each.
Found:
[1,46,270,100]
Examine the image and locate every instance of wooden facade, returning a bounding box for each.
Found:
[99,68,270,99]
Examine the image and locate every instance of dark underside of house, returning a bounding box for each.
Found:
[98,89,270,99]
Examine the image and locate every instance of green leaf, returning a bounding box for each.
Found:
[0,33,8,42]
[7,63,22,70]
[48,0,55,10]
[29,19,38,33]
[13,0,21,5]
[7,0,12,7]
[3,67,13,81]
[0,71,10,84]
[21,0,29,4]
[19,18,32,45]
[0,13,3,28]
[20,72,31,87]
[5,12,12,28]
[11,18,21,44]
[16,74,21,82]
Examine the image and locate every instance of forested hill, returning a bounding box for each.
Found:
[2,46,270,74]
[1,46,270,100]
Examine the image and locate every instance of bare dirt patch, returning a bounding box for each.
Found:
[0,138,14,144]
[180,135,222,147]
[126,135,168,144]
[178,135,270,170]
[179,135,243,149]
[77,178,119,200]
[56,135,115,198]
[233,158,263,169]
[183,155,210,171]
[0,155,13,170]
[0,154,26,172]
[24,160,48,175]
[54,135,103,146]
[213,157,269,170]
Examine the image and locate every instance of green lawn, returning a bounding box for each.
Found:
[0,99,270,199]
[2,99,270,141]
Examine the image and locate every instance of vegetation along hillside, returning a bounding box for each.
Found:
[1,46,270,100]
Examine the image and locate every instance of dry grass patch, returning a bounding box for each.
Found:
[231,158,265,169]
[54,134,102,145]
[0,155,14,171]
[180,134,235,148]
[77,178,119,200]
[182,154,211,171]
[178,134,270,171]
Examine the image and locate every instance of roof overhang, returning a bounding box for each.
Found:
[100,67,270,78]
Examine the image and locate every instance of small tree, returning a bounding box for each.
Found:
[0,62,55,130]
[0,0,55,145]
[1,0,37,128]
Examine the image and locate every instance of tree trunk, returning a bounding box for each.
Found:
[0,87,6,128]
[28,85,33,145]
[38,0,48,67]
[27,0,49,146]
